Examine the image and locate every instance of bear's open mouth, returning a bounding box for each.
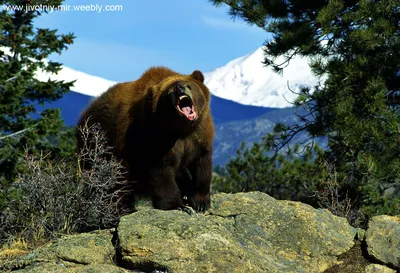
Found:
[176,95,197,121]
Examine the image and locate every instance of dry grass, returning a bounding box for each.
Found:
[0,237,29,258]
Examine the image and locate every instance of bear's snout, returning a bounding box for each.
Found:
[174,84,186,95]
[171,83,194,103]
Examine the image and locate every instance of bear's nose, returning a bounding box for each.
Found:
[174,84,186,95]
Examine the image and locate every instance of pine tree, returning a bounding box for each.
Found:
[0,0,75,185]
[213,142,324,202]
[209,0,400,215]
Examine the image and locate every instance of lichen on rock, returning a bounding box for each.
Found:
[118,192,358,272]
[0,229,118,272]
[365,215,400,267]
[365,264,397,273]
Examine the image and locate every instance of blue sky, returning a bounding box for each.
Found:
[34,0,269,82]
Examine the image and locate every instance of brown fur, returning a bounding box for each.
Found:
[76,66,214,212]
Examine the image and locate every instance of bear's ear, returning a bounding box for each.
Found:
[190,70,204,83]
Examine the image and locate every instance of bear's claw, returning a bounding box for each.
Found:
[179,205,196,215]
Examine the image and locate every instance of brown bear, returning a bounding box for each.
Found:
[76,66,214,212]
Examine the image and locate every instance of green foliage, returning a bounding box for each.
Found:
[45,126,77,160]
[209,0,400,217]
[0,1,75,187]
[213,141,325,205]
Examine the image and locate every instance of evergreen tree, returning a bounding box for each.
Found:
[209,0,400,215]
[0,0,75,186]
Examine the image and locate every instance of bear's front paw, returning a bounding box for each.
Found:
[188,194,210,213]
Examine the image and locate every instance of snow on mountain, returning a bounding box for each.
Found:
[32,46,317,108]
[204,47,318,108]
[0,46,116,97]
[35,65,117,97]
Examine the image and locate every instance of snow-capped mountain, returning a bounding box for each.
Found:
[34,47,317,108]
[204,47,318,108]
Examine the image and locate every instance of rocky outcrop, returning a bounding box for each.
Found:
[365,215,400,268]
[1,192,399,273]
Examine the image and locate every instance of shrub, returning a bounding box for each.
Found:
[312,162,366,228]
[0,122,129,245]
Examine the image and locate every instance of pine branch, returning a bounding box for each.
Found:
[0,126,36,142]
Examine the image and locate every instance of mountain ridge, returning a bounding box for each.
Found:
[52,91,275,126]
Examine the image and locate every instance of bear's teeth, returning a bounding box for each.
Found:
[179,95,188,100]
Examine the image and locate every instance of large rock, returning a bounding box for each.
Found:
[117,192,357,272]
[9,192,399,272]
[365,215,400,267]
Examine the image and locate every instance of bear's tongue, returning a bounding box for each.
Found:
[181,106,197,121]
[182,106,192,115]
